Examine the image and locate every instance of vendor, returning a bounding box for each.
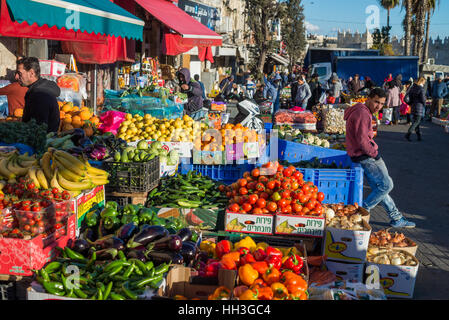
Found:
[16,57,60,132]
[177,68,204,119]
[0,72,28,117]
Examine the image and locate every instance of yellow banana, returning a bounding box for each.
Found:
[53,154,87,177]
[52,157,85,182]
[54,150,88,172]
[57,171,92,191]
[36,168,49,189]
[0,158,15,179]
[50,168,64,192]
[90,176,109,186]
[40,152,53,181]
[7,155,29,176]
[68,190,82,198]
[28,166,41,189]
[86,165,109,177]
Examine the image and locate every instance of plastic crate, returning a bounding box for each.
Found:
[105,195,130,207]
[179,163,257,185]
[102,156,160,193]
[298,167,363,205]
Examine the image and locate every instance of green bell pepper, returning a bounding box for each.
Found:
[103,216,121,230]
[121,214,139,225]
[85,209,100,228]
[100,207,119,219]
[150,216,167,227]
[105,201,118,211]
[123,204,139,216]
[138,208,155,224]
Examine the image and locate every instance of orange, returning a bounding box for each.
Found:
[63,117,72,124]
[59,111,65,119]
[14,108,23,117]
[80,110,92,121]
[89,116,100,126]
[72,115,81,123]
[72,118,83,128]
[62,123,74,131]
[72,106,80,113]
[58,101,64,107]
[62,104,73,113]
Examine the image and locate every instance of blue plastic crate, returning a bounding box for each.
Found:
[298,167,363,205]
[180,163,256,185]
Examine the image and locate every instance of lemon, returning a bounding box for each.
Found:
[125,113,132,121]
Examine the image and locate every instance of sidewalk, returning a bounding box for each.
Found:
[366,120,449,299]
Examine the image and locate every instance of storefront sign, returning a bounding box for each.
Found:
[177,0,219,31]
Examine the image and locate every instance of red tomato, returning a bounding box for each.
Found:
[243,171,251,178]
[281,181,291,190]
[306,201,316,210]
[255,183,265,192]
[302,184,311,193]
[247,182,257,191]
[242,203,252,213]
[291,181,299,190]
[282,205,292,214]
[238,179,248,187]
[248,194,258,205]
[302,207,310,215]
[258,176,269,184]
[283,168,293,177]
[278,198,287,208]
[229,203,240,212]
[277,165,284,173]
[299,194,308,204]
[292,171,303,181]
[317,192,325,202]
[293,203,303,213]
[252,208,263,214]
[256,198,266,208]
[266,180,276,190]
[267,202,277,212]
[259,192,269,200]
[315,203,323,215]
[23,224,31,231]
[239,187,248,195]
[251,168,260,178]
[281,190,291,199]
[261,208,270,214]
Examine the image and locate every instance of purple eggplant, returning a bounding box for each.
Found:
[72,239,91,256]
[176,228,192,242]
[90,235,125,251]
[70,128,86,145]
[180,241,198,265]
[115,222,139,242]
[126,247,147,262]
[127,225,169,249]
[149,235,183,252]
[95,248,118,261]
[146,250,184,265]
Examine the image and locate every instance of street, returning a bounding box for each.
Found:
[368,120,449,299]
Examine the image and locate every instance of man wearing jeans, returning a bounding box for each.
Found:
[344,88,415,228]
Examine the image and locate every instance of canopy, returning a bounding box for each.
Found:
[2,0,144,41]
[270,53,289,66]
[135,0,221,62]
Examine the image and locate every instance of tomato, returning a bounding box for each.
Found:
[301,207,310,215]
[291,181,299,190]
[255,183,265,192]
[218,185,226,192]
[315,203,323,215]
[261,208,270,214]
[51,188,59,194]
[281,190,291,199]
[277,165,284,173]
[248,194,258,205]
[247,182,257,191]
[238,179,248,187]
[239,187,248,195]
[256,198,266,208]
[271,192,281,202]
[243,171,251,178]
[32,205,42,212]
[31,226,39,234]
[282,205,292,214]
[311,192,318,200]
[281,181,291,190]
[278,198,287,208]
[306,201,316,210]
[229,203,240,212]
[299,194,308,204]
[293,203,303,213]
[37,220,44,227]
[283,168,293,177]
[317,192,325,202]
[252,208,263,214]
[23,224,31,231]
[259,192,269,200]
[267,202,277,212]
[302,184,311,193]
[226,191,232,198]
[242,203,252,213]
[266,180,276,190]
[292,171,303,181]
[258,176,269,184]
[251,168,260,178]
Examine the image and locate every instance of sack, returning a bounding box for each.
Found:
[383,108,393,122]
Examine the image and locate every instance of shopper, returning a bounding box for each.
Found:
[394,74,403,92]
[193,74,206,100]
[359,76,376,94]
[385,81,401,125]
[16,57,60,132]
[430,75,448,119]
[253,84,266,104]
[245,75,256,99]
[264,74,282,113]
[177,68,204,119]
[405,77,426,142]
[294,75,312,109]
[327,73,343,104]
[400,80,412,124]
[0,70,28,116]
[348,74,363,96]
[307,73,323,110]
[344,87,415,228]
[219,75,234,98]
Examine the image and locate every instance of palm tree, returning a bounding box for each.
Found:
[402,0,413,56]
[379,0,400,30]
[423,0,440,63]
[411,0,428,62]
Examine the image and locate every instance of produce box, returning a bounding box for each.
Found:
[128,140,193,158]
[179,163,257,185]
[225,210,274,235]
[148,207,221,230]
[70,185,105,232]
[160,163,178,177]
[192,150,224,165]
[156,265,237,300]
[323,220,372,263]
[324,259,365,282]
[366,254,419,299]
[275,214,325,238]
[0,214,76,276]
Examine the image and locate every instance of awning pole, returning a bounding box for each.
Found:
[93,64,97,115]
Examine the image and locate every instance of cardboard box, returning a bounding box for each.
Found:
[192,150,224,165]
[366,252,419,299]
[160,163,178,177]
[225,211,274,235]
[157,265,237,300]
[148,207,221,230]
[368,241,418,257]
[0,214,76,276]
[323,220,372,263]
[275,214,325,238]
[325,259,365,282]
[69,185,105,232]
[127,140,193,158]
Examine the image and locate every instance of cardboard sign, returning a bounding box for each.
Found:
[225,211,274,235]
[325,260,365,282]
[128,140,193,158]
[275,214,325,238]
[74,185,105,230]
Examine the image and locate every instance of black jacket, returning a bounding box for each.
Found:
[22,78,60,132]
[407,83,426,116]
[178,68,203,114]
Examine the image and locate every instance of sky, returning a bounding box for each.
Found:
[303,0,449,40]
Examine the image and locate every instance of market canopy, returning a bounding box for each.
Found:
[135,0,222,61]
[1,0,144,41]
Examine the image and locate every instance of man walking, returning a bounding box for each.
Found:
[430,75,447,120]
[344,87,415,228]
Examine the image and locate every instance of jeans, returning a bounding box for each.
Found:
[431,98,443,118]
[408,115,422,136]
[392,106,400,123]
[359,157,403,221]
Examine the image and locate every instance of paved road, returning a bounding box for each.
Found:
[367,120,449,299]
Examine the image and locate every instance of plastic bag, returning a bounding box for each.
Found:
[383,108,393,122]
[98,110,127,135]
[400,103,411,115]
[57,73,87,99]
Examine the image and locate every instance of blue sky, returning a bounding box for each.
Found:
[303,0,449,39]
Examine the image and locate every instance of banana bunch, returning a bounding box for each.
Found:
[35,148,109,197]
[0,151,38,182]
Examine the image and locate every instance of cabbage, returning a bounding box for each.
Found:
[167,158,178,166]
[321,140,330,148]
[137,140,148,150]
[151,141,162,150]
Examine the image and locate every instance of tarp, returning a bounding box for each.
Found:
[2,0,144,41]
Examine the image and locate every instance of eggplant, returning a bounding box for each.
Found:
[95,248,118,261]
[82,228,97,242]
[72,239,91,256]
[176,228,192,242]
[180,241,198,265]
[147,250,184,265]
[127,225,169,249]
[70,128,86,145]
[149,235,182,252]
[90,235,125,251]
[126,247,147,262]
[115,222,139,242]
[197,250,209,263]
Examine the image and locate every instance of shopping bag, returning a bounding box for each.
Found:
[383,108,393,122]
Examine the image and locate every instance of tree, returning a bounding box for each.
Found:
[281,0,307,71]
[244,0,285,80]
[371,26,395,56]
[402,0,413,55]
[379,0,400,33]
[412,0,428,63]
[423,0,440,63]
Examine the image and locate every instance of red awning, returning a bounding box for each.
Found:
[0,0,107,44]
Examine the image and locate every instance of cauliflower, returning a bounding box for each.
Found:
[321,140,330,148]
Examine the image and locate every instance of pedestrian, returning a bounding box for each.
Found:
[400,80,412,124]
[430,74,447,120]
[394,74,403,92]
[219,75,234,98]
[405,76,426,142]
[253,84,266,104]
[294,74,312,109]
[327,73,343,104]
[193,74,207,100]
[0,68,28,116]
[245,75,256,99]
[177,67,205,120]
[385,80,401,125]
[307,73,323,110]
[344,87,415,228]
[348,74,362,96]
[16,57,60,132]
[264,74,282,113]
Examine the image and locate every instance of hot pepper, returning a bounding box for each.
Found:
[265,255,282,270]
[253,248,267,261]
[238,264,259,286]
[215,240,232,259]
[282,253,304,274]
[263,266,281,285]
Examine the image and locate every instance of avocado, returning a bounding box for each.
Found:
[121,150,129,163]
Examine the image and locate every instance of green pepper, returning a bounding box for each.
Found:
[121,282,138,300]
[64,247,87,262]
[105,201,118,211]
[110,292,126,300]
[129,259,150,276]
[44,261,62,274]
[122,262,135,279]
[85,209,100,228]
[148,275,164,289]
[150,217,167,227]
[86,250,97,269]
[190,230,199,243]
[103,281,113,300]
[132,275,161,289]
[100,207,119,219]
[103,216,121,230]
[138,208,155,224]
[104,260,131,273]
[123,204,139,215]
[74,288,88,299]
[154,263,169,275]
[39,268,51,282]
[118,250,127,261]
[121,214,140,225]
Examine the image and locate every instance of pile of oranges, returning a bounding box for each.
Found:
[58,101,100,131]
